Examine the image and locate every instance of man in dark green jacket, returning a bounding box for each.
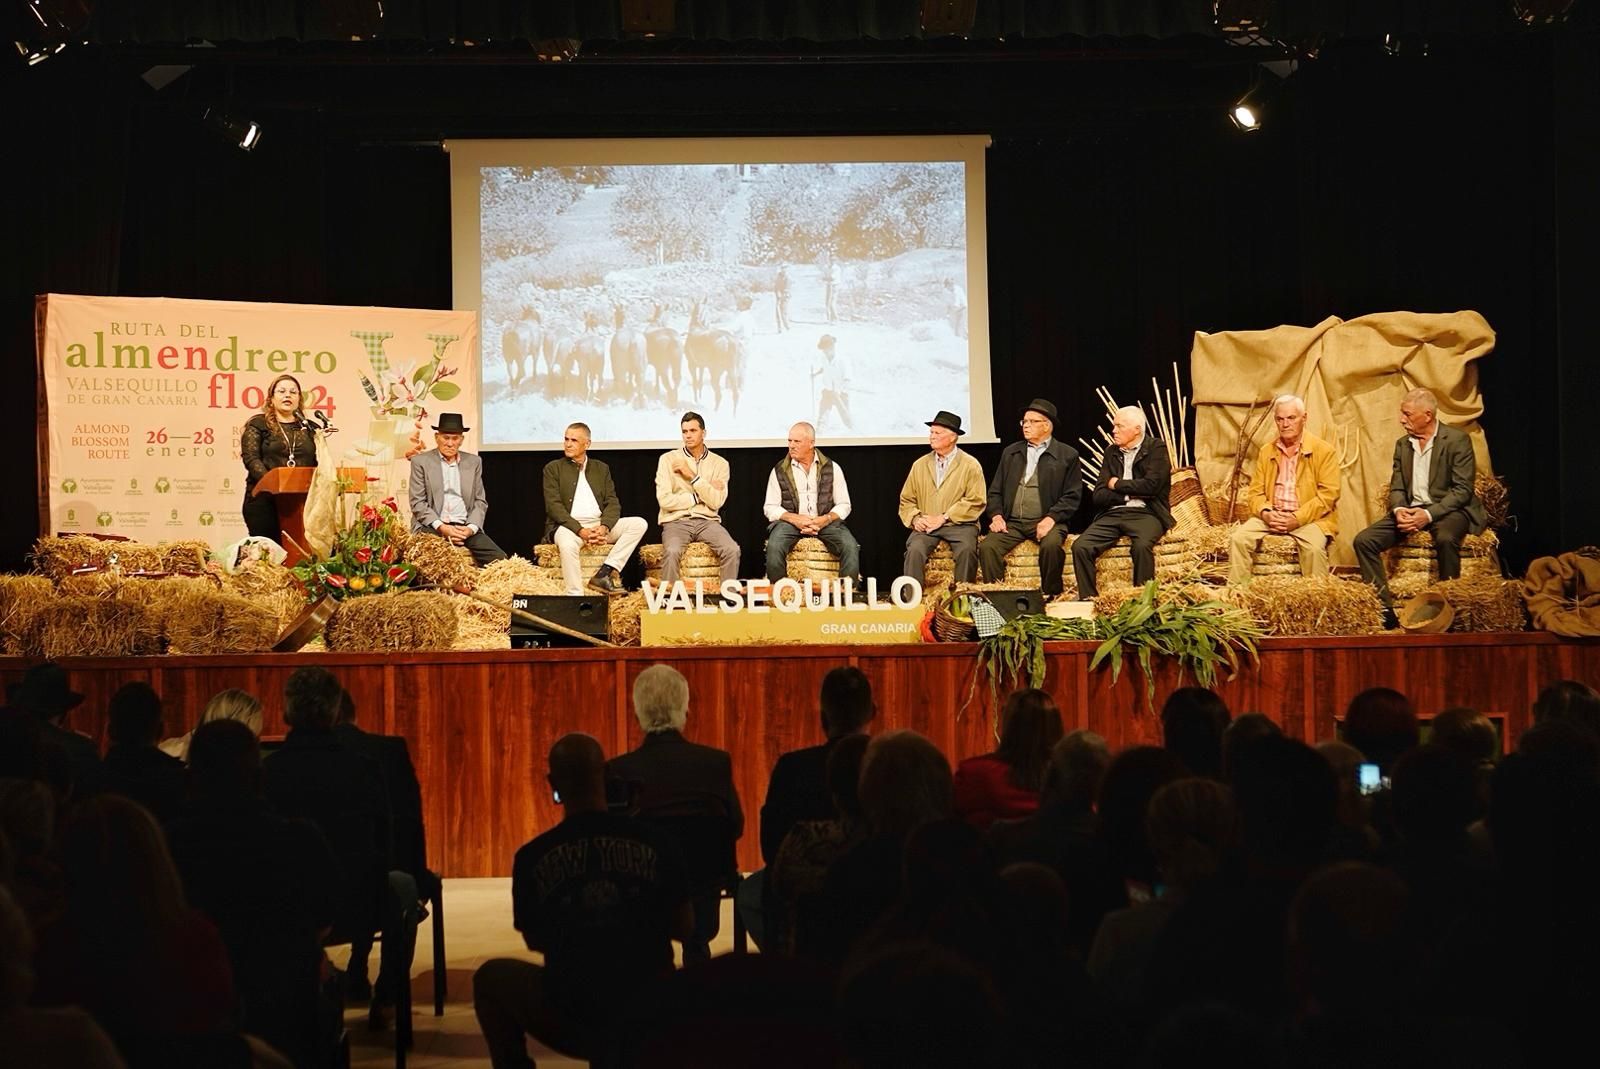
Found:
[541,422,648,595]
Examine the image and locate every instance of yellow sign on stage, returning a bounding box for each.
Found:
[639,579,926,646]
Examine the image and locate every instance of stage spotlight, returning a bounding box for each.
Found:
[1513,0,1576,24]
[921,0,978,37]
[1214,0,1271,35]
[14,0,89,66]
[204,107,263,151]
[1230,100,1262,132]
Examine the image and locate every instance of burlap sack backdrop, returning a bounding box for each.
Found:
[1190,312,1495,567]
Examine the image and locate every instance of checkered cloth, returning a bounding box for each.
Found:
[971,596,1008,639]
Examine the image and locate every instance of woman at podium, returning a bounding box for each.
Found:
[240,374,320,540]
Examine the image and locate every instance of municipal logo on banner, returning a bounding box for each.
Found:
[155,476,171,493]
[198,511,215,526]
[60,478,77,493]
[96,512,113,527]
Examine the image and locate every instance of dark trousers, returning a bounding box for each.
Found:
[684,889,721,965]
[473,959,602,1069]
[1353,509,1473,606]
[416,525,508,566]
[904,523,979,584]
[765,519,861,582]
[242,489,281,541]
[347,870,420,1005]
[979,521,1068,596]
[1072,509,1166,599]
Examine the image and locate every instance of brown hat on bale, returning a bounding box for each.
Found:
[1398,591,1454,634]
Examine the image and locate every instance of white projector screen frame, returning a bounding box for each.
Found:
[447,135,995,450]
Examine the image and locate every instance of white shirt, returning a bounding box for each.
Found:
[812,351,850,395]
[1407,432,1436,508]
[436,456,476,531]
[763,457,853,523]
[1024,438,1051,481]
[1115,434,1146,510]
[571,460,603,526]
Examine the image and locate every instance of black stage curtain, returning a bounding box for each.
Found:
[5,34,1596,578]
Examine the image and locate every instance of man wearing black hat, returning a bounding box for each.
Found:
[6,662,101,792]
[408,412,508,566]
[980,399,1082,597]
[898,411,987,584]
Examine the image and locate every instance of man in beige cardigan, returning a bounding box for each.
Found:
[1226,394,1341,584]
[654,411,740,582]
[898,410,986,584]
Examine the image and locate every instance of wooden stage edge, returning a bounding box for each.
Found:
[6,632,1598,878]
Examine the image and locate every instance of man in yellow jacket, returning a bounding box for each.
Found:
[1226,394,1341,584]
[899,410,987,584]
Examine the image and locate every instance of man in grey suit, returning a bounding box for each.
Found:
[1353,388,1489,625]
[408,412,507,566]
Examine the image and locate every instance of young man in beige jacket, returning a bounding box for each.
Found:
[654,411,740,582]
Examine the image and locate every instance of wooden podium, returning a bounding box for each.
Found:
[252,467,315,564]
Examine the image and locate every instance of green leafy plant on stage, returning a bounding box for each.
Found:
[964,582,1265,730]
[289,495,417,602]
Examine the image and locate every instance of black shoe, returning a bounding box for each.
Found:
[1381,608,1400,631]
[588,566,624,595]
[344,973,372,1004]
[366,999,391,1032]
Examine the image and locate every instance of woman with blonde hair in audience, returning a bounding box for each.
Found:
[159,688,264,761]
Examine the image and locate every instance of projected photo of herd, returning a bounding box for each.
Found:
[479,161,970,447]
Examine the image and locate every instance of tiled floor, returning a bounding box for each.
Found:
[337,878,745,1068]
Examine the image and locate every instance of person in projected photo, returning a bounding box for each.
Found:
[240,374,321,541]
[944,276,967,339]
[812,335,854,433]
[408,413,508,566]
[774,264,792,332]
[899,410,987,585]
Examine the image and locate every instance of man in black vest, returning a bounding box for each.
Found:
[762,421,863,586]
[979,398,1083,597]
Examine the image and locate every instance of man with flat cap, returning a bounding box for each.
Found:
[899,410,987,584]
[409,412,508,566]
[980,399,1082,597]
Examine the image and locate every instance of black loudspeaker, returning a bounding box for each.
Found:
[510,594,610,649]
[981,589,1046,622]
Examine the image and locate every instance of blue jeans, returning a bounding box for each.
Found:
[765,519,861,582]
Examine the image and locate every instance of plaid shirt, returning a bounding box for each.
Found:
[1271,441,1302,514]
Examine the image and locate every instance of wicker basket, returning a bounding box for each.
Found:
[1168,466,1211,535]
[932,591,978,642]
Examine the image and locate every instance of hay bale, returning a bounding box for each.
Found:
[609,591,645,647]
[1182,523,1237,583]
[1477,473,1511,530]
[56,572,123,598]
[533,542,614,576]
[451,594,513,651]
[159,540,212,573]
[401,532,479,593]
[1435,575,1528,633]
[1225,577,1385,637]
[39,595,164,658]
[0,575,54,656]
[31,535,106,579]
[975,536,1044,587]
[164,589,281,654]
[783,537,842,582]
[324,592,459,652]
[1094,534,1190,590]
[1384,530,1500,583]
[474,555,566,604]
[640,542,723,584]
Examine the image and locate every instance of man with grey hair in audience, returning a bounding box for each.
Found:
[607,664,743,962]
[1226,394,1341,583]
[1352,387,1488,628]
[1071,405,1174,599]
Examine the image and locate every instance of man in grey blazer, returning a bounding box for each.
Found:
[408,413,507,566]
[1353,388,1488,625]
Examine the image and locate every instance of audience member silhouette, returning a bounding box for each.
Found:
[4,662,100,796]
[159,687,263,762]
[952,688,1064,829]
[99,682,186,824]
[1159,686,1232,780]
[331,688,435,1008]
[1218,711,1281,782]
[607,664,743,964]
[768,732,868,955]
[166,719,341,1068]
[1342,687,1420,775]
[1530,677,1600,738]
[0,882,126,1069]
[259,667,400,1027]
[473,732,690,1069]
[29,795,239,1065]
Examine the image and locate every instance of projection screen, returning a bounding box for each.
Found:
[447,135,994,450]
